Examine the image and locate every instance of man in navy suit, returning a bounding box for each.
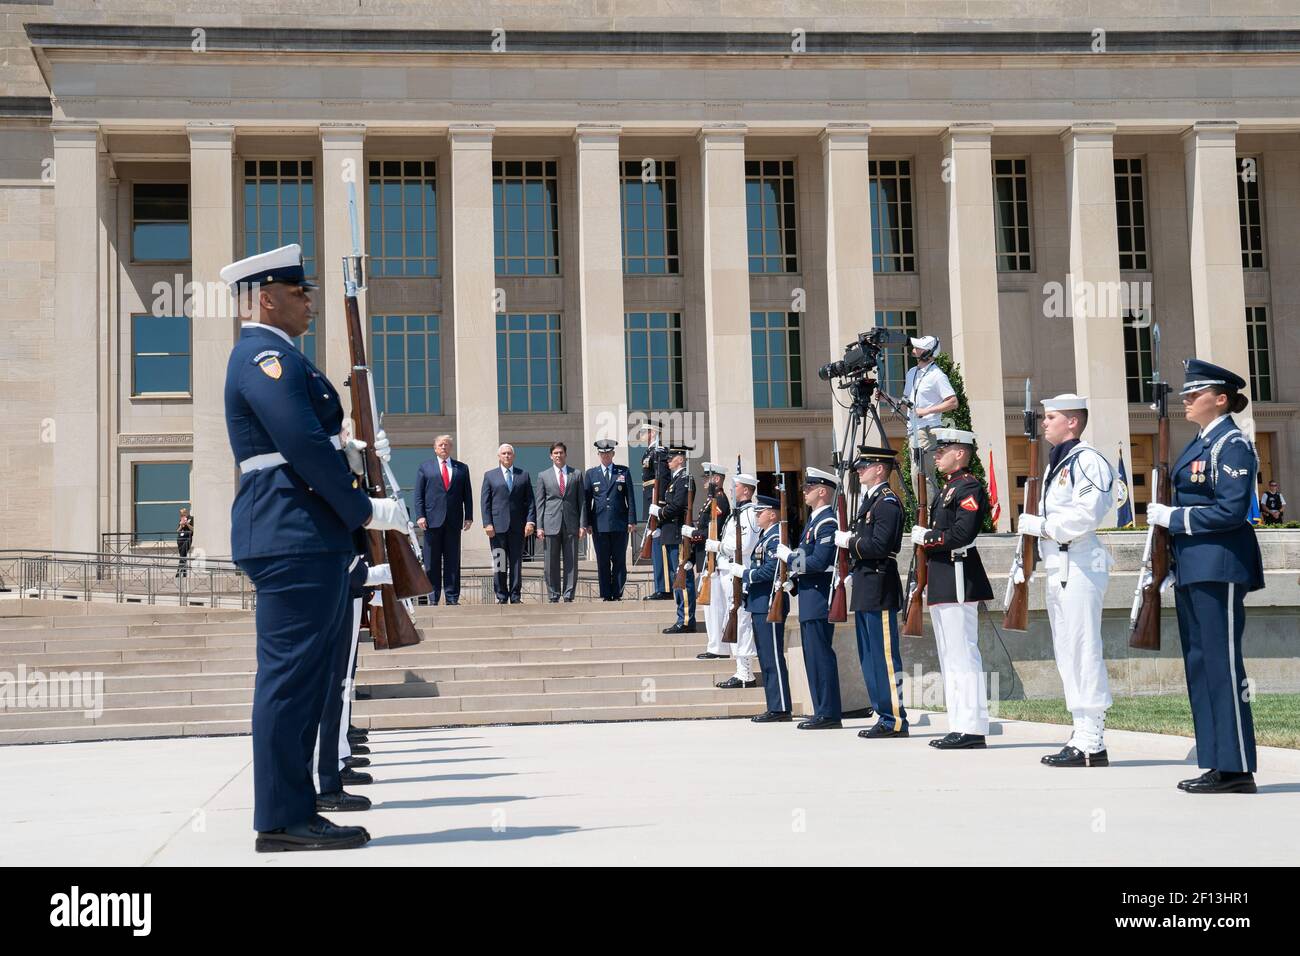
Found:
[415,434,473,605]
[481,443,537,604]
[584,438,638,600]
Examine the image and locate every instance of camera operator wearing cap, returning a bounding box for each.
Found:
[903,335,958,503]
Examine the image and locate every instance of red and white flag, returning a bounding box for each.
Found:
[987,450,1002,525]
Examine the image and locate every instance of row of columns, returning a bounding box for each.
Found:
[49,118,1255,554]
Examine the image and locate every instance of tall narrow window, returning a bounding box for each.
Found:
[993,158,1032,272]
[1124,316,1154,404]
[133,462,191,541]
[244,160,317,360]
[746,160,798,274]
[751,311,802,408]
[368,160,439,276]
[874,309,920,397]
[497,313,563,412]
[869,160,915,273]
[621,160,680,275]
[1246,305,1273,401]
[1238,156,1265,270]
[371,315,441,415]
[625,312,684,412]
[1114,157,1149,271]
[493,160,560,275]
[132,183,190,262]
[132,315,192,396]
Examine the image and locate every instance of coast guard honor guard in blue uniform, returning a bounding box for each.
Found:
[1146,359,1264,794]
[735,495,791,721]
[584,439,637,600]
[221,244,410,852]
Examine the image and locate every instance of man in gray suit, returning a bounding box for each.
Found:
[534,441,588,602]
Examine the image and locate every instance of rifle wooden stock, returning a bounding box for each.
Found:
[638,473,661,562]
[767,479,790,623]
[672,478,695,592]
[1003,439,1040,632]
[1129,416,1170,651]
[828,493,849,624]
[723,490,742,643]
[901,462,929,638]
[698,496,720,606]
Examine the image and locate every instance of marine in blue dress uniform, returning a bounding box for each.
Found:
[1146,360,1264,794]
[736,495,792,721]
[220,244,410,852]
[778,467,843,729]
[584,439,637,600]
[654,446,698,632]
[835,446,908,738]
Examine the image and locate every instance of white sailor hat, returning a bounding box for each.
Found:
[932,428,977,447]
[701,461,726,476]
[802,466,840,488]
[909,334,940,353]
[1041,393,1089,412]
[220,243,316,291]
[734,472,759,488]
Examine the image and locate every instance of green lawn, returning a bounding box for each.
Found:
[991,694,1299,750]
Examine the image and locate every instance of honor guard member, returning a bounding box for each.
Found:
[1146,360,1264,794]
[585,439,637,600]
[692,462,732,658]
[910,428,994,749]
[1014,395,1116,767]
[777,467,843,729]
[709,473,761,686]
[734,495,791,721]
[222,244,409,852]
[834,446,907,738]
[653,446,698,633]
[638,423,673,600]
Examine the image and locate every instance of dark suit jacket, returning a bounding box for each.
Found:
[481,466,536,537]
[415,456,473,529]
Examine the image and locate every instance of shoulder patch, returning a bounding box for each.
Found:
[256,354,283,380]
[252,349,283,363]
[959,494,979,512]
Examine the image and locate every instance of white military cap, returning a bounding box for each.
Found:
[1041,393,1089,412]
[734,472,759,488]
[700,461,726,476]
[932,428,977,447]
[220,243,316,291]
[909,334,940,353]
[803,466,840,488]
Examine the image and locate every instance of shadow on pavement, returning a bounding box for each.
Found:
[375,794,534,811]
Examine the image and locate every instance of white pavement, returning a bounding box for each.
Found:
[2,714,1298,866]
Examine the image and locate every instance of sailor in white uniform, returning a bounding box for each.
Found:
[1014,394,1115,766]
[707,473,761,688]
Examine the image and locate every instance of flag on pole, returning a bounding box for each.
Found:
[987,450,1002,525]
[1248,487,1262,526]
[1115,443,1135,529]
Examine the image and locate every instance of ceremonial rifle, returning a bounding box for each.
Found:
[342,182,428,650]
[767,442,790,624]
[698,486,720,606]
[1003,379,1040,631]
[900,440,929,638]
[827,426,850,624]
[1129,324,1171,652]
[722,453,742,644]
[637,448,662,563]
[672,468,696,592]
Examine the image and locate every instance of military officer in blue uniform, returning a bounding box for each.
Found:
[221,244,410,852]
[1146,359,1264,794]
[638,423,673,600]
[777,466,843,729]
[835,446,908,738]
[732,495,791,722]
[584,438,637,600]
[653,446,697,633]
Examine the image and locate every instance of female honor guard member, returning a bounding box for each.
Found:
[910,429,994,749]
[221,244,409,852]
[1014,395,1115,767]
[835,446,907,738]
[1146,360,1264,794]
[733,495,791,721]
[708,473,760,687]
[691,463,731,658]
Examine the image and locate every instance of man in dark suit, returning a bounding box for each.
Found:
[481,443,537,604]
[414,434,473,605]
[534,441,588,602]
[584,439,637,600]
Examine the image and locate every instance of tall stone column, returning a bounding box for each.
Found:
[1183,121,1253,434]
[821,123,876,448]
[448,124,499,563]
[320,123,367,396]
[51,121,101,552]
[943,123,1010,531]
[573,124,629,468]
[187,123,236,558]
[1063,122,1131,521]
[698,123,756,468]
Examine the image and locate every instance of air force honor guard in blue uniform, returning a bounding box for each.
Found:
[737,495,792,722]
[1146,360,1264,794]
[221,244,410,852]
[585,439,637,600]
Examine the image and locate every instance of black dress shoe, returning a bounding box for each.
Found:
[1181,770,1257,794]
[346,731,368,745]
[647,592,673,601]
[1177,770,1214,792]
[696,651,727,660]
[343,755,370,768]
[797,716,843,730]
[929,732,986,749]
[255,815,370,853]
[859,722,908,739]
[315,790,372,812]
[446,600,459,606]
[663,622,696,634]
[340,767,373,786]
[1042,745,1108,767]
[752,711,792,723]
[716,676,759,689]
[349,744,370,756]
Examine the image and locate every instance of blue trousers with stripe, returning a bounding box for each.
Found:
[1175,582,1256,773]
[663,543,696,625]
[855,608,908,730]
[314,595,361,796]
[800,618,841,720]
[751,611,790,714]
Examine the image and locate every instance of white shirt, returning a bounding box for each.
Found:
[904,361,956,433]
[864,481,885,499]
[240,321,295,349]
[1198,414,1232,440]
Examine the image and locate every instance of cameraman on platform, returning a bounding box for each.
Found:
[903,335,958,501]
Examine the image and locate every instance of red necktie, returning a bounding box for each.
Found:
[559,468,566,495]
[441,460,450,490]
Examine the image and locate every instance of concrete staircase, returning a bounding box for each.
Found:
[0,599,765,745]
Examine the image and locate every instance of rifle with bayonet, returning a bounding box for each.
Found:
[767,441,790,624]
[827,426,850,624]
[1003,378,1040,631]
[901,441,929,638]
[1129,324,1171,652]
[672,467,696,592]
[722,454,742,644]
[698,485,720,606]
[637,446,662,564]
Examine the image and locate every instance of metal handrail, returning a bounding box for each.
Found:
[0,550,250,609]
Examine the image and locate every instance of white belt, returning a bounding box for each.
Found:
[239,434,343,475]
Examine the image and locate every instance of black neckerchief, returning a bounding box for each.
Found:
[1048,438,1080,474]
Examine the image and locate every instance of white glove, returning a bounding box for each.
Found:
[368,497,410,532]
[1017,513,1044,538]
[343,438,368,477]
[729,562,744,579]
[781,579,794,594]
[681,525,696,538]
[1146,503,1172,528]
[910,525,928,547]
[365,563,393,587]
[775,543,794,564]
[1010,565,1026,586]
[705,539,721,554]
[717,557,731,573]
[834,529,853,548]
[649,504,662,518]
[372,428,391,463]
[651,528,661,539]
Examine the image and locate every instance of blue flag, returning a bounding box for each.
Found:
[1248,487,1262,526]
[1115,443,1135,529]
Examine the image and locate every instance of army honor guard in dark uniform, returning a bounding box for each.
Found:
[911,428,994,750]
[221,244,409,852]
[1146,360,1264,794]
[653,446,698,633]
[585,439,637,600]
[835,446,907,738]
[638,423,672,600]
[735,495,791,721]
